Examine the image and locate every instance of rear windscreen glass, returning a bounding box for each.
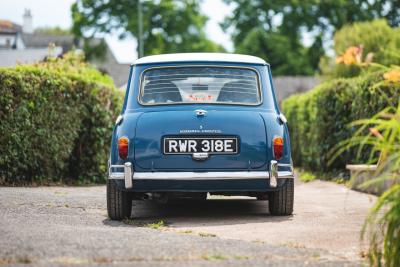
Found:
[140,67,261,105]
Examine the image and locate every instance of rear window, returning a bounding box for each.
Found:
[139,66,261,105]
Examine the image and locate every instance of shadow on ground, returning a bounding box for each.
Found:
[103,198,293,228]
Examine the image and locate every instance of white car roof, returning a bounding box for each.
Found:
[134,53,267,65]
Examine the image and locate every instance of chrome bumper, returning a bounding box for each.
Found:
[109,161,294,189]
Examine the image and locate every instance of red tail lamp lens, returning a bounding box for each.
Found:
[273,136,284,160]
[118,137,129,159]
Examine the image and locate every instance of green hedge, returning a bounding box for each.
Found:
[0,54,122,184]
[282,71,400,172]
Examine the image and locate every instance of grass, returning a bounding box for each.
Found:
[0,256,33,264]
[297,169,317,183]
[179,230,193,234]
[122,218,167,229]
[281,241,306,249]
[144,220,166,229]
[122,218,136,225]
[198,232,217,237]
[201,254,228,261]
[233,255,250,260]
[154,256,175,261]
[312,252,321,259]
[296,168,349,185]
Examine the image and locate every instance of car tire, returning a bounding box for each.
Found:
[268,179,294,215]
[107,179,132,220]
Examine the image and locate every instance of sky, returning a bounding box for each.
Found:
[0,0,234,63]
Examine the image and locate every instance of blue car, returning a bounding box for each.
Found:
[107,53,294,220]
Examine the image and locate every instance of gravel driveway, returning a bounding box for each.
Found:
[0,177,374,266]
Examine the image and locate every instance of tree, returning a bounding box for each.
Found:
[222,0,400,75]
[71,0,225,57]
[34,26,71,35]
[236,28,314,75]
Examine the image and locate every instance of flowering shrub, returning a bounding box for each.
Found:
[321,19,400,78]
[383,69,400,83]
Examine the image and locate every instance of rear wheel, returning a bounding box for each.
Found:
[107,180,132,220]
[268,179,294,215]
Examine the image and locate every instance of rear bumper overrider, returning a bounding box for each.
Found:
[109,161,294,190]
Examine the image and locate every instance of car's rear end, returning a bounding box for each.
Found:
[107,53,294,220]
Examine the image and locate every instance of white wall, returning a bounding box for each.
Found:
[0,47,62,67]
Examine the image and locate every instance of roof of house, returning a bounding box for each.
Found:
[21,33,76,50]
[134,53,268,65]
[0,19,22,34]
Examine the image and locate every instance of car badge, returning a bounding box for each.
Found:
[192,152,209,161]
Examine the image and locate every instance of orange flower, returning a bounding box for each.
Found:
[369,128,383,139]
[336,46,363,65]
[383,69,400,83]
[336,56,344,64]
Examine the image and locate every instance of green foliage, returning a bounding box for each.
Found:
[34,26,71,35]
[236,28,314,75]
[331,104,400,267]
[0,53,122,184]
[323,20,400,78]
[144,220,166,229]
[82,38,108,62]
[297,169,317,183]
[71,0,225,56]
[282,71,400,172]
[364,184,400,267]
[223,0,400,74]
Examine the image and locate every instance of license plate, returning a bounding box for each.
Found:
[163,137,238,154]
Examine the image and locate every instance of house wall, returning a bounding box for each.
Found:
[0,47,62,67]
[0,33,25,49]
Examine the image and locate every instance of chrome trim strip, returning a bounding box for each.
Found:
[124,162,133,189]
[109,173,125,179]
[109,170,294,180]
[109,164,125,179]
[269,160,278,187]
[108,164,294,182]
[115,115,123,125]
[277,163,292,167]
[278,113,287,124]
[276,171,294,179]
[136,65,263,107]
[133,171,270,180]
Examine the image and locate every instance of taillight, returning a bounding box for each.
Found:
[273,136,284,160]
[118,137,129,159]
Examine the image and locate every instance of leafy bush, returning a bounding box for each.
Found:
[282,70,400,172]
[0,53,122,184]
[331,104,400,267]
